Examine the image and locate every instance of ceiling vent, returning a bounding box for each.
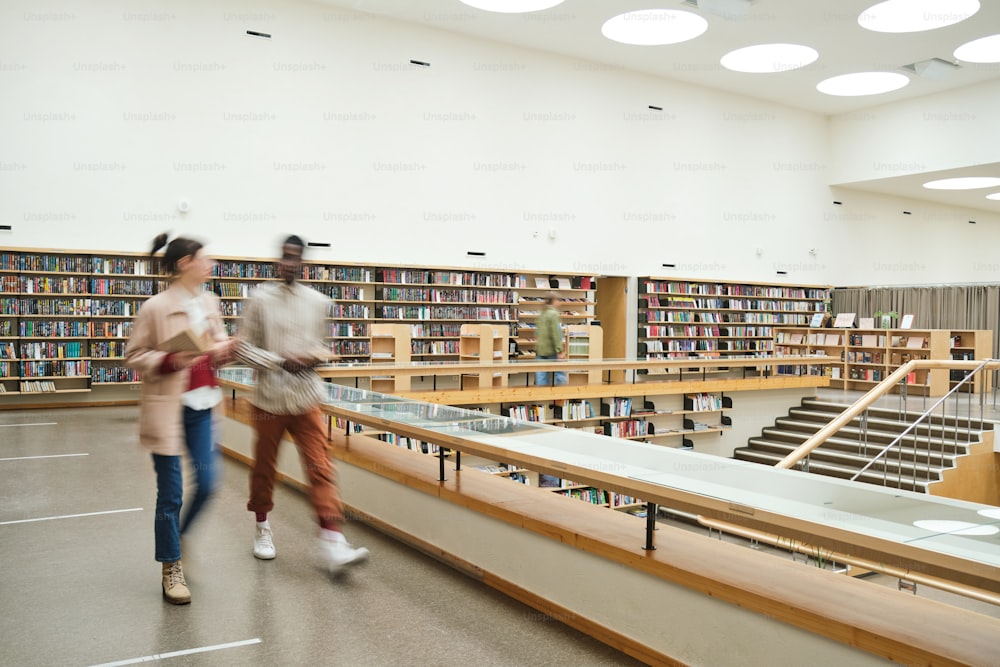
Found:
[901,57,961,80]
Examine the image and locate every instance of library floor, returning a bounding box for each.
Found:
[0,406,644,667]
[3,398,999,667]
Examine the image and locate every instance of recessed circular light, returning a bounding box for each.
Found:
[987,193,1000,201]
[720,43,819,73]
[978,508,1000,519]
[816,72,909,96]
[459,0,564,13]
[954,33,1000,63]
[913,519,999,536]
[601,9,708,46]
[859,0,980,33]
[923,176,1000,190]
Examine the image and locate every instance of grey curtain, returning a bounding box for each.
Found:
[832,285,1000,357]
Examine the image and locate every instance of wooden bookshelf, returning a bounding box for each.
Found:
[513,272,596,360]
[564,324,603,385]
[948,330,993,394]
[638,277,830,362]
[773,327,975,396]
[459,323,510,389]
[2,246,611,402]
[369,323,412,394]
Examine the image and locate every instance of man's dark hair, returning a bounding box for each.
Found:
[284,235,305,248]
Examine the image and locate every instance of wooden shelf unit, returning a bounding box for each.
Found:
[369,323,412,394]
[773,327,978,396]
[512,272,596,360]
[948,330,993,394]
[459,323,510,389]
[638,277,830,363]
[564,324,603,385]
[3,247,608,401]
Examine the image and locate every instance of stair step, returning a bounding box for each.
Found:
[760,428,965,462]
[745,439,943,480]
[799,399,991,431]
[782,411,982,439]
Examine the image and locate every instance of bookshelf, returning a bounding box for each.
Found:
[369,323,412,394]
[459,323,510,389]
[564,324,603,385]
[1,247,608,402]
[774,328,964,396]
[638,277,830,362]
[513,272,596,360]
[949,330,993,394]
[598,393,733,448]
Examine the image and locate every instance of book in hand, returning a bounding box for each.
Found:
[159,328,212,354]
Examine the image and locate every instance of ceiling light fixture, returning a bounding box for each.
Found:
[601,9,708,46]
[986,193,1000,201]
[459,0,564,13]
[923,176,1000,190]
[816,71,909,96]
[858,0,980,34]
[720,43,818,73]
[954,34,1000,63]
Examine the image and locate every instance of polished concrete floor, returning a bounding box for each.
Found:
[0,406,644,667]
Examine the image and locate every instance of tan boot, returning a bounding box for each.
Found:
[161,560,191,605]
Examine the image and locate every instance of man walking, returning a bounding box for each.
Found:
[235,235,368,573]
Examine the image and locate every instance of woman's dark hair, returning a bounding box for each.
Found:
[150,233,204,275]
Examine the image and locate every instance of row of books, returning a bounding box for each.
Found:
[409,323,464,337]
[685,393,725,411]
[0,361,13,377]
[508,404,546,422]
[412,340,460,355]
[644,309,811,325]
[3,297,143,316]
[18,321,93,337]
[556,401,594,420]
[92,278,165,296]
[603,419,651,438]
[379,287,515,304]
[91,366,140,383]
[846,351,884,364]
[556,487,608,505]
[21,360,90,376]
[330,323,370,337]
[603,397,633,417]
[215,261,275,279]
[91,341,128,357]
[1,254,91,273]
[20,380,59,393]
[377,269,516,287]
[643,281,827,300]
[301,266,373,282]
[19,342,86,359]
[18,277,90,294]
[332,304,372,318]
[332,341,370,356]
[378,306,512,320]
[377,433,441,454]
[0,342,15,359]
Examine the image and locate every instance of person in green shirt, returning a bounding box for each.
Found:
[535,293,567,386]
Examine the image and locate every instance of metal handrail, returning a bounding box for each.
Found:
[775,358,1000,470]
[849,359,991,483]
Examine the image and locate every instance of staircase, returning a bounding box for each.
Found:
[733,397,993,493]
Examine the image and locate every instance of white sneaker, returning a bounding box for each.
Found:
[254,522,276,560]
[320,536,369,573]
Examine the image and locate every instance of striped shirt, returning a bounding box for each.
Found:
[235,281,332,415]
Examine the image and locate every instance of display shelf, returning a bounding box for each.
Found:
[369,323,412,394]
[640,277,829,361]
[459,323,510,389]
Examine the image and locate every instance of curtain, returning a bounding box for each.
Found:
[831,285,1000,357]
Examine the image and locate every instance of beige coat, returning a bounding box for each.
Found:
[125,284,227,456]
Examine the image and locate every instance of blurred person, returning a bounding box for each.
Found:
[126,234,235,604]
[534,292,567,386]
[234,235,369,574]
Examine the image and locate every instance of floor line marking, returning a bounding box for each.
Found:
[0,507,142,526]
[88,638,263,666]
[0,422,58,428]
[0,453,89,462]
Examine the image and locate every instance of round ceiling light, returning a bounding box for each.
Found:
[816,71,909,96]
[987,193,1000,201]
[459,0,564,13]
[923,176,1000,190]
[859,0,980,33]
[601,9,708,46]
[913,519,999,536]
[978,508,1000,519]
[954,34,1000,63]
[721,43,819,73]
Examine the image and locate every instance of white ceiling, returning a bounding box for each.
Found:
[323,0,1000,214]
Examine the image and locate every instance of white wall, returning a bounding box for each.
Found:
[829,79,1000,184]
[1,0,998,286]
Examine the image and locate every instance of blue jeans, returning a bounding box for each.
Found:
[152,406,218,562]
[535,355,567,387]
